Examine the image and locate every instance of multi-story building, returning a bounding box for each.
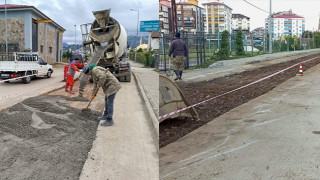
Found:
[231,14,250,33]
[159,0,171,35]
[265,10,305,39]
[176,0,204,33]
[202,0,232,34]
[0,4,65,63]
[251,27,265,38]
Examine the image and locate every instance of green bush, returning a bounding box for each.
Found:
[236,31,245,56]
[217,30,230,60]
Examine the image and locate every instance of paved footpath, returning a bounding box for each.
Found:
[130,60,159,150]
[160,49,320,83]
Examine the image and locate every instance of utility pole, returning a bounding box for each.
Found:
[5,0,8,60]
[269,0,272,54]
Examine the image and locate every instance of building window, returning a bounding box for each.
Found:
[49,47,52,53]
[40,45,43,53]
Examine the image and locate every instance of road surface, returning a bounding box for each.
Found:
[0,64,68,110]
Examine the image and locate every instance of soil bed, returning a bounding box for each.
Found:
[0,95,100,180]
[160,54,320,148]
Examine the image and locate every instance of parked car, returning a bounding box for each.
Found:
[0,52,53,84]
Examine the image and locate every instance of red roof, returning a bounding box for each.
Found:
[0,4,65,31]
[0,4,32,9]
[159,0,171,7]
[202,2,233,10]
[273,14,304,18]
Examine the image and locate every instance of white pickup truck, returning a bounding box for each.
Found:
[0,52,53,84]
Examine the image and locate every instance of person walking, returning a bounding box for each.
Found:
[65,58,84,94]
[82,64,121,127]
[168,32,188,81]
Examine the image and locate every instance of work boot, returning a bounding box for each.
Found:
[65,85,69,92]
[179,71,183,80]
[100,119,114,127]
[61,79,67,82]
[69,85,75,94]
[97,115,108,121]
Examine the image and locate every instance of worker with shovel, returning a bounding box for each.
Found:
[82,64,121,127]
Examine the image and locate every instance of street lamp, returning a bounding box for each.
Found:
[130,9,139,62]
[74,25,76,53]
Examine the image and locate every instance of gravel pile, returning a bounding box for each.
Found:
[0,95,100,180]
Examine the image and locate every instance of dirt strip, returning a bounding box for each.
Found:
[160,54,320,148]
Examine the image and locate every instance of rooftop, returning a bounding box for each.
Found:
[159,0,171,8]
[232,14,250,19]
[273,14,304,18]
[0,4,65,31]
[202,2,233,10]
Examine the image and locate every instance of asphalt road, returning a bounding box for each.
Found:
[0,65,77,111]
[160,62,320,179]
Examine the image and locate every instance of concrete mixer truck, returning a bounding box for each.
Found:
[80,9,130,81]
[78,9,131,97]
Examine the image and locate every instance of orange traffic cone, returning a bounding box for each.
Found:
[299,63,304,76]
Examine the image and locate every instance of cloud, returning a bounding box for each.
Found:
[7,0,158,44]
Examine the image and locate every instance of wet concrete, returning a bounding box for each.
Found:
[0,95,99,180]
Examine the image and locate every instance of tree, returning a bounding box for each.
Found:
[63,49,72,59]
[236,31,245,55]
[314,32,320,48]
[217,30,230,60]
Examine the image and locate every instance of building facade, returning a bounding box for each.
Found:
[231,14,250,33]
[251,27,265,38]
[0,4,65,64]
[159,0,171,35]
[265,10,305,39]
[176,0,204,33]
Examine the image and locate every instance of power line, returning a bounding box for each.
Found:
[305,15,320,20]
[243,0,269,14]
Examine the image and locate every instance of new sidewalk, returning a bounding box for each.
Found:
[130,60,159,150]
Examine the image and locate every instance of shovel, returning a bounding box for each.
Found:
[82,87,100,112]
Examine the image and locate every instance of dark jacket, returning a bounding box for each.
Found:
[168,38,188,57]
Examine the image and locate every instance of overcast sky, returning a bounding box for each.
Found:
[198,0,320,31]
[7,0,158,44]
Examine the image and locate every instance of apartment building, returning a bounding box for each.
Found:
[176,0,204,33]
[202,0,232,34]
[231,14,250,33]
[251,27,265,38]
[159,0,171,34]
[265,10,305,39]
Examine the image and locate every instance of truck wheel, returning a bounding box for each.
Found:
[47,71,52,78]
[22,76,31,84]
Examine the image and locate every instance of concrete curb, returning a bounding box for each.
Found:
[131,70,159,152]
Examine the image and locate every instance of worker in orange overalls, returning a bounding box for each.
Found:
[65,58,84,94]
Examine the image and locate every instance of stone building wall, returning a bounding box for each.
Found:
[0,17,25,51]
[38,23,58,64]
